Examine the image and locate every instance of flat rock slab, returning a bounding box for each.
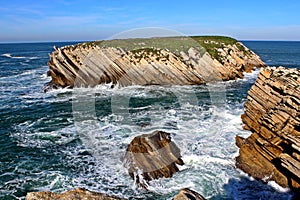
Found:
[173,188,206,200]
[26,188,125,200]
[124,130,184,187]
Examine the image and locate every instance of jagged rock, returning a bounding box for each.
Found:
[26,188,126,200]
[46,37,265,89]
[173,188,206,200]
[124,130,184,187]
[236,66,300,190]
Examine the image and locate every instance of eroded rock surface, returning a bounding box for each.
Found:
[26,188,125,200]
[46,37,265,89]
[173,188,206,200]
[124,130,184,187]
[236,66,300,190]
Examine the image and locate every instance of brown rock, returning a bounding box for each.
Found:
[173,188,206,200]
[236,66,300,190]
[26,188,125,200]
[124,130,184,187]
[46,37,265,90]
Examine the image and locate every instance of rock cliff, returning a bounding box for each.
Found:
[236,66,300,190]
[46,36,265,89]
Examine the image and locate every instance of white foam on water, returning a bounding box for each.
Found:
[6,78,296,199]
[1,53,26,59]
[267,181,290,193]
[1,53,12,58]
[40,73,51,80]
[183,154,234,166]
[28,56,39,60]
[243,68,261,79]
[1,53,40,60]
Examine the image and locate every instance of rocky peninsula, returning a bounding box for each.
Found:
[46,36,265,89]
[236,66,300,190]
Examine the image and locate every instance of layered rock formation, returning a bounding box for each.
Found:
[46,36,265,89]
[236,67,300,190]
[124,130,184,187]
[173,188,206,200]
[26,188,125,200]
[26,188,206,200]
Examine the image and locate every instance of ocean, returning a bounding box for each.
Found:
[0,41,299,199]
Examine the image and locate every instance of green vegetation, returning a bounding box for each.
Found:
[73,35,251,63]
[130,47,161,56]
[285,72,299,80]
[191,36,251,63]
[99,36,205,55]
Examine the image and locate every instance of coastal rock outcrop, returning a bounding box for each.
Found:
[46,36,265,89]
[26,188,206,200]
[236,67,300,190]
[173,188,206,200]
[124,130,184,187]
[26,188,125,200]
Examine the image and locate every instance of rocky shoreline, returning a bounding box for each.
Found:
[236,66,300,191]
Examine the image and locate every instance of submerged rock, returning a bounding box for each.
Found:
[26,188,126,200]
[46,36,265,89]
[173,188,206,200]
[236,67,300,190]
[124,130,184,187]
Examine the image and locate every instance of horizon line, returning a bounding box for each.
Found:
[1,38,300,44]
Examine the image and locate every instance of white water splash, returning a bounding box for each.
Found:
[1,53,39,59]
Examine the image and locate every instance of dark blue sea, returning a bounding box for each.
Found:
[0,41,299,199]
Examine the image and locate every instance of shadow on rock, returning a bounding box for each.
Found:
[212,176,297,200]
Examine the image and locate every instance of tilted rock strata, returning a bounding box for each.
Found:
[124,130,184,187]
[26,188,206,200]
[26,188,126,200]
[173,188,206,200]
[236,67,300,190]
[47,38,265,89]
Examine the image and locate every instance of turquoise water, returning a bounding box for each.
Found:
[0,41,299,199]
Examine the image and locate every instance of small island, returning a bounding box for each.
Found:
[46,36,265,90]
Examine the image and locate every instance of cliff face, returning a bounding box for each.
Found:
[236,67,300,190]
[46,36,265,89]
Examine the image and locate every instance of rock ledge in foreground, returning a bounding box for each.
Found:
[173,188,206,200]
[26,188,125,200]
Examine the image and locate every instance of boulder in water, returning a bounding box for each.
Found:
[124,130,184,187]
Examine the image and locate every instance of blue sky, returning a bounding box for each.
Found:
[0,0,300,42]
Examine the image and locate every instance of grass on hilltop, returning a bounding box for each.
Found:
[73,35,250,62]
